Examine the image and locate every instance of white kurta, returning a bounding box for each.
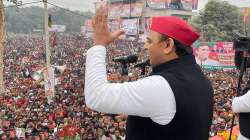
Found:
[232,90,250,140]
[85,45,176,125]
[232,90,250,113]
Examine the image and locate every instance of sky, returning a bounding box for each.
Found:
[4,0,250,12]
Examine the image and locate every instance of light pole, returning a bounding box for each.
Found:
[43,0,51,68]
[0,0,6,94]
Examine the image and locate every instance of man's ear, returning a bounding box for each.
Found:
[163,38,175,54]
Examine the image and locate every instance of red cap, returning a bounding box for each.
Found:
[150,16,199,46]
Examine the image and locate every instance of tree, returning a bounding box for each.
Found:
[189,0,243,41]
[244,8,250,35]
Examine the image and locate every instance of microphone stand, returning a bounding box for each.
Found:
[121,62,128,76]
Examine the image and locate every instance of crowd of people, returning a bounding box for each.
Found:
[0,34,242,139]
[203,69,238,136]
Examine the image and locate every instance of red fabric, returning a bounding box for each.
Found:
[150,16,199,46]
[9,130,16,138]
[63,124,80,137]
[58,130,65,138]
[16,98,28,108]
[48,113,55,121]
[48,124,55,129]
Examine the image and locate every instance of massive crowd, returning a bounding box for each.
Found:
[0,34,243,139]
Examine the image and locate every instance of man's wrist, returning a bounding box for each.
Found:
[87,45,106,55]
[90,45,106,50]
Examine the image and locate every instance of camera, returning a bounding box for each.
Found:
[234,37,250,51]
[234,37,250,69]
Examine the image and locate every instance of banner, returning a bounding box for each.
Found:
[193,42,235,69]
[49,25,66,32]
[120,19,138,36]
[109,19,121,32]
[147,0,198,10]
[109,4,123,19]
[44,67,55,101]
[120,4,131,17]
[180,0,193,10]
[131,3,143,17]
[109,3,143,18]
[147,0,167,9]
[191,0,198,10]
[169,0,198,10]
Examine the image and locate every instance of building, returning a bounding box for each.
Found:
[90,0,198,37]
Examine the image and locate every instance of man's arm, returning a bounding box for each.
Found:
[85,6,175,125]
[232,90,250,113]
[84,46,176,125]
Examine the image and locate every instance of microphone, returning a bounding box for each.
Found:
[134,59,150,68]
[113,54,138,63]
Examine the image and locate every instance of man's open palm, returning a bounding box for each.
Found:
[92,7,124,46]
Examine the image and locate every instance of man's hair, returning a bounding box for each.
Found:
[160,34,193,57]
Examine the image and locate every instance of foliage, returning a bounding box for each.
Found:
[189,0,244,41]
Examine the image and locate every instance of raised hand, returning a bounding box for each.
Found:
[92,6,124,46]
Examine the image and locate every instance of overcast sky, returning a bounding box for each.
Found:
[4,0,250,12]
